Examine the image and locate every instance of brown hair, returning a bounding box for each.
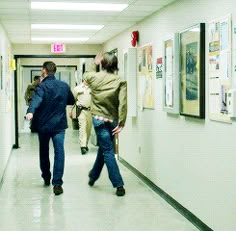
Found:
[101,53,119,74]
[34,75,41,81]
[43,61,57,75]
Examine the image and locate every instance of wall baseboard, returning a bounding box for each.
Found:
[119,157,213,231]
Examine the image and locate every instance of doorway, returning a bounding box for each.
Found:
[13,55,95,148]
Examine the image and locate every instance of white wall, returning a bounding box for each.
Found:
[104,0,236,230]
[13,44,102,55]
[0,25,15,182]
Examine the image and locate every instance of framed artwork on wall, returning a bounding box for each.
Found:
[179,23,205,118]
[123,48,137,117]
[163,33,180,114]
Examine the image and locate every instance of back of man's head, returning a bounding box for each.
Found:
[34,75,41,81]
[43,61,57,76]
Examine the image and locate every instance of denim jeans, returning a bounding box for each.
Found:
[38,130,65,186]
[89,118,124,188]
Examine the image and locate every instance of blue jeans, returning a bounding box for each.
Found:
[38,130,65,186]
[89,118,124,188]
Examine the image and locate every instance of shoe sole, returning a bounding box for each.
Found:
[54,191,63,196]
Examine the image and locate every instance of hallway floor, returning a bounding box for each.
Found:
[0,131,198,231]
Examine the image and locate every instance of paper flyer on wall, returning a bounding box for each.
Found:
[208,15,232,123]
[165,79,173,107]
[137,44,154,110]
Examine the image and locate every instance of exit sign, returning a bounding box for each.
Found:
[51,43,66,53]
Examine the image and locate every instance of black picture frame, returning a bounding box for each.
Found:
[179,23,205,119]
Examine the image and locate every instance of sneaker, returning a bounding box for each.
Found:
[86,147,89,152]
[116,187,125,196]
[81,147,87,155]
[53,185,63,195]
[44,179,50,186]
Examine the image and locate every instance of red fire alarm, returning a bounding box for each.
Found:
[131,31,139,47]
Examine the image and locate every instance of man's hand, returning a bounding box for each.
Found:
[112,126,123,135]
[69,112,73,118]
[25,113,33,121]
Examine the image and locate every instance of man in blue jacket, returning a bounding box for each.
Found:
[26,61,75,196]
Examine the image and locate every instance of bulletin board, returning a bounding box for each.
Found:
[208,15,232,123]
[137,44,154,110]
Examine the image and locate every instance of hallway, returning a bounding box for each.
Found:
[0,131,197,231]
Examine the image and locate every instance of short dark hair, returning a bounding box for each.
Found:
[43,61,57,75]
[101,53,119,74]
[34,75,41,81]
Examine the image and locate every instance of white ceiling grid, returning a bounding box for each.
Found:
[0,0,176,44]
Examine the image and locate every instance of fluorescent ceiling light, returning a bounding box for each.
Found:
[31,24,104,30]
[31,2,128,11]
[31,37,89,42]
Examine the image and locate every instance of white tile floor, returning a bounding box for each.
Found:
[0,131,198,231]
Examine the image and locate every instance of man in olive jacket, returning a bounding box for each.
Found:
[24,75,41,106]
[26,61,75,196]
[84,53,127,197]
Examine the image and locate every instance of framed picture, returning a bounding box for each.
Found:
[163,33,180,114]
[179,23,205,118]
[123,48,137,117]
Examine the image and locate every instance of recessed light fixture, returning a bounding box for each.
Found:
[31,2,128,12]
[31,24,104,30]
[31,37,89,42]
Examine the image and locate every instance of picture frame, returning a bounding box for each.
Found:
[123,48,137,117]
[179,23,205,118]
[163,33,180,114]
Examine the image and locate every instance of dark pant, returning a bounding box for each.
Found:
[38,130,65,186]
[89,118,124,188]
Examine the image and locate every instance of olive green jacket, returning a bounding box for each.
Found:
[83,70,127,127]
[24,82,39,105]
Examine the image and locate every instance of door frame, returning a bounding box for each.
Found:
[13,54,95,149]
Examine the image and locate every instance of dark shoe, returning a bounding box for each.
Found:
[88,179,95,187]
[86,147,89,151]
[116,186,125,196]
[81,147,87,155]
[88,170,95,186]
[44,178,50,186]
[53,186,63,195]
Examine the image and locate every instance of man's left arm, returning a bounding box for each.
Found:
[112,81,128,135]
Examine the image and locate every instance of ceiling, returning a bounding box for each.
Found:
[0,0,177,45]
